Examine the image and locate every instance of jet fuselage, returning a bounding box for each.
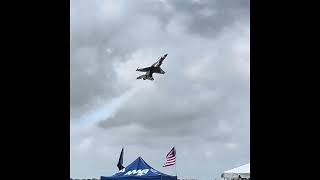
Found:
[136,53,168,81]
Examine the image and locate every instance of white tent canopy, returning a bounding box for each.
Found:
[221,163,250,179]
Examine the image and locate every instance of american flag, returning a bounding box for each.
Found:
[162,147,176,167]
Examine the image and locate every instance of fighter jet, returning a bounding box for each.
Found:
[136,54,167,80]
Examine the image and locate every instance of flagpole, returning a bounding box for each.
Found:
[174,146,177,178]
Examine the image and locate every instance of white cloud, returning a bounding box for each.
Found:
[224,142,239,150]
[77,137,93,152]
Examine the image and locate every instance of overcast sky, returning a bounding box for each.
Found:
[70,0,250,179]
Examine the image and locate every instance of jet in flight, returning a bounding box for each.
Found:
[136,53,167,80]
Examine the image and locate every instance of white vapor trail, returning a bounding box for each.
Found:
[70,86,141,133]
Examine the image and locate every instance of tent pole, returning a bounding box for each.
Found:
[175,162,177,177]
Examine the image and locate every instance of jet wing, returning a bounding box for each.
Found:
[151,57,161,67]
[136,67,151,72]
[151,58,164,67]
[153,67,165,74]
[137,75,146,79]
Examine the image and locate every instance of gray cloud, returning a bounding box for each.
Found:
[168,0,250,37]
[71,0,249,179]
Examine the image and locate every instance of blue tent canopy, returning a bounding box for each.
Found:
[101,157,177,180]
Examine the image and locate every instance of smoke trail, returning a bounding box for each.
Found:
[71,86,140,133]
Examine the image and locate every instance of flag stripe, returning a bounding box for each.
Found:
[163,162,175,167]
[164,162,175,165]
[166,159,175,162]
[163,147,176,167]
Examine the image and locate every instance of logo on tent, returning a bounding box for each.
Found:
[150,169,159,174]
[124,169,149,176]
